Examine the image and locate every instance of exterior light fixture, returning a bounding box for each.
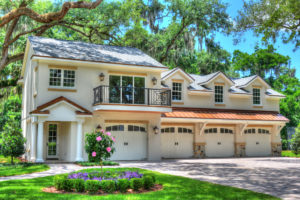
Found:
[96,124,102,132]
[152,77,157,85]
[153,126,159,134]
[99,73,105,81]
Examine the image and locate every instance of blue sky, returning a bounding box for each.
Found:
[214,0,300,79]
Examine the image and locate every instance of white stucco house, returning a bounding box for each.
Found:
[20,36,289,162]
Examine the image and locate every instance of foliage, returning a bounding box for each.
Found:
[0,95,21,133]
[143,175,155,189]
[84,130,115,163]
[0,115,25,164]
[0,167,279,199]
[235,0,300,50]
[101,180,116,193]
[291,125,300,155]
[0,162,49,177]
[76,161,119,166]
[130,178,144,191]
[72,179,85,193]
[53,175,67,191]
[62,179,73,192]
[281,150,300,158]
[84,180,101,194]
[117,178,130,193]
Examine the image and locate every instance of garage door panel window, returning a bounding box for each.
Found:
[106,125,124,131]
[258,128,270,134]
[220,128,233,134]
[204,128,217,134]
[178,127,193,134]
[128,125,146,132]
[161,127,175,133]
[244,128,256,134]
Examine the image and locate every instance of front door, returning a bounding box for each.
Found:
[47,124,59,158]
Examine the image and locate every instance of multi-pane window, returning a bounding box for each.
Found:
[220,128,233,134]
[161,127,175,133]
[244,128,256,134]
[204,128,217,134]
[178,127,193,134]
[48,124,57,156]
[106,125,124,131]
[172,82,182,101]
[49,69,75,88]
[258,129,270,134]
[253,88,261,105]
[128,125,146,132]
[214,85,223,103]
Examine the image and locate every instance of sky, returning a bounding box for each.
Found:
[214,0,300,79]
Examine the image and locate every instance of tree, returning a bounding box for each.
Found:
[235,0,300,50]
[291,125,300,155]
[0,115,25,164]
[0,0,103,70]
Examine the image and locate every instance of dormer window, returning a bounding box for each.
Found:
[214,85,223,103]
[253,88,261,105]
[172,82,182,101]
[49,69,75,88]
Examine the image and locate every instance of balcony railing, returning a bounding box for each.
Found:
[93,85,171,106]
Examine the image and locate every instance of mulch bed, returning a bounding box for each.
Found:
[42,184,163,195]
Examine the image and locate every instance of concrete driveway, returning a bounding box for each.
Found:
[120,157,300,200]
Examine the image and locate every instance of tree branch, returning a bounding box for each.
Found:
[0,0,103,27]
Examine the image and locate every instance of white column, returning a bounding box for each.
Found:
[31,123,37,161]
[36,121,44,163]
[75,120,84,162]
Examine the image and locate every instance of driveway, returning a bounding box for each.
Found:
[0,157,299,199]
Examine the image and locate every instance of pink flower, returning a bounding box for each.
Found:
[106,147,111,152]
[96,136,102,141]
[106,132,111,136]
[100,129,104,133]
[92,151,96,157]
[111,136,116,142]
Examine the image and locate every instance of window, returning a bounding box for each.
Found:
[106,125,124,131]
[258,128,270,134]
[215,85,223,103]
[172,82,182,101]
[128,125,146,132]
[178,127,193,134]
[49,69,75,88]
[220,128,233,134]
[244,128,256,134]
[161,127,175,133]
[253,88,261,105]
[204,128,217,134]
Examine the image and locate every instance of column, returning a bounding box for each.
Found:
[31,123,37,161]
[36,121,44,163]
[75,120,84,162]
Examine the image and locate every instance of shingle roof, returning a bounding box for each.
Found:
[229,86,250,94]
[233,75,257,87]
[266,89,286,97]
[162,107,289,122]
[28,36,166,68]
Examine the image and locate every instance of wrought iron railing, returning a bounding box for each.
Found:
[93,85,171,106]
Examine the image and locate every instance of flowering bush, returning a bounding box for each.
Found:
[84,129,115,162]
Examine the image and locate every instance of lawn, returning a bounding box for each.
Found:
[281,150,300,158]
[0,155,50,177]
[0,167,278,200]
[76,161,119,166]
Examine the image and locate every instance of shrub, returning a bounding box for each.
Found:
[101,180,116,193]
[53,175,67,190]
[130,178,143,191]
[143,175,154,189]
[62,179,73,192]
[291,125,300,155]
[117,179,130,193]
[73,179,85,192]
[85,180,100,194]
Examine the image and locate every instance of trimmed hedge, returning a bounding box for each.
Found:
[117,179,130,193]
[101,180,116,193]
[53,175,66,190]
[73,179,85,192]
[143,175,154,189]
[131,178,143,191]
[85,180,100,194]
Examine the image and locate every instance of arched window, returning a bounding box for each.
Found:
[220,128,233,134]
[106,125,124,131]
[258,128,270,134]
[178,127,193,134]
[128,125,146,132]
[161,127,175,133]
[244,128,256,134]
[204,128,217,134]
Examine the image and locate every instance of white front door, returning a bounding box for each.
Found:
[205,127,234,157]
[161,126,194,158]
[245,128,271,156]
[107,124,147,160]
[47,123,59,158]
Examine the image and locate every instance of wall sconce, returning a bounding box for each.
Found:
[152,77,157,85]
[153,126,159,134]
[96,124,102,132]
[99,73,105,81]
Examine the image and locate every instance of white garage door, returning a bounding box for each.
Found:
[205,127,234,157]
[161,126,194,158]
[245,128,271,156]
[106,124,147,160]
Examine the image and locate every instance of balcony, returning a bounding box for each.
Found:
[93,86,172,112]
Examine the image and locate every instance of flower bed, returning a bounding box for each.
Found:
[50,170,161,195]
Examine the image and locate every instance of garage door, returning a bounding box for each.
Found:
[205,127,234,157]
[245,128,271,156]
[161,126,194,158]
[106,124,147,160]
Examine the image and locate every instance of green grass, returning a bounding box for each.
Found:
[76,161,119,166]
[281,150,300,158]
[0,167,279,200]
[0,155,50,177]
